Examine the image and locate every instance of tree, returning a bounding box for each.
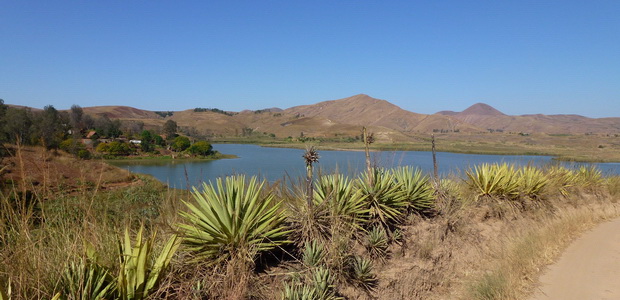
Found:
[35,105,67,149]
[69,104,84,136]
[188,141,213,156]
[140,130,154,152]
[171,136,190,152]
[4,107,33,144]
[163,120,177,139]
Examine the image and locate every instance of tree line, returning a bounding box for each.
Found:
[0,100,213,158]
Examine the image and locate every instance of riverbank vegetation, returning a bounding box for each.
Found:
[1,140,619,299]
[211,130,620,163]
[0,101,223,161]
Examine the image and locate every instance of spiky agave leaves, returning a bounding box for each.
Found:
[357,168,407,229]
[365,227,389,259]
[117,226,179,300]
[518,166,548,199]
[60,248,116,300]
[391,166,435,213]
[347,256,377,292]
[282,267,341,300]
[302,241,326,268]
[178,175,290,265]
[314,174,368,232]
[466,163,520,200]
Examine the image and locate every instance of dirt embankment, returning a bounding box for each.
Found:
[1,145,140,195]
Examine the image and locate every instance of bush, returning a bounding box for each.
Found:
[391,166,435,212]
[178,175,290,265]
[187,141,213,156]
[357,168,407,228]
[171,136,190,152]
[466,163,520,200]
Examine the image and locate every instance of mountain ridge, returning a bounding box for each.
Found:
[8,95,620,139]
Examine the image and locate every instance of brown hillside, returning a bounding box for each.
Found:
[82,106,162,119]
[459,103,505,116]
[25,94,618,138]
[285,94,478,134]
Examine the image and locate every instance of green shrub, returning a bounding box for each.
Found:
[517,166,548,199]
[357,168,407,228]
[347,256,377,292]
[117,226,179,300]
[365,226,389,259]
[314,174,368,231]
[466,163,519,200]
[391,166,435,212]
[178,175,290,265]
[187,141,213,156]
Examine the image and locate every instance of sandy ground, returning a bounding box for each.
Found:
[528,217,620,300]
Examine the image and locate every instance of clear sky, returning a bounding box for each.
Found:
[1,1,618,118]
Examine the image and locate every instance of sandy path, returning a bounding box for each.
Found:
[528,218,620,300]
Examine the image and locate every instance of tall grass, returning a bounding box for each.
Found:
[2,143,619,300]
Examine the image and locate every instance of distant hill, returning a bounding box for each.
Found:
[286,94,478,135]
[436,103,619,134]
[10,95,620,140]
[83,106,162,119]
[459,103,505,116]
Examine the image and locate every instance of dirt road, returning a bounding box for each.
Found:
[528,217,620,300]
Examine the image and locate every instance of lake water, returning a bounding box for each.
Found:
[109,144,620,189]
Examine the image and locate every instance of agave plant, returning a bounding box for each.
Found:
[60,258,116,300]
[178,175,290,264]
[281,267,340,300]
[365,227,389,259]
[117,227,179,300]
[518,166,548,199]
[391,166,435,212]
[314,174,368,231]
[546,166,578,196]
[302,241,326,268]
[347,256,377,292]
[575,165,603,190]
[466,163,519,200]
[357,168,407,228]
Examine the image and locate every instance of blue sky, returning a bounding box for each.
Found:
[1,1,618,117]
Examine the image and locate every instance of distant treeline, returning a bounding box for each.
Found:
[194,107,236,116]
[0,100,213,158]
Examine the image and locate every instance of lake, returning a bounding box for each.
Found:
[109,144,620,189]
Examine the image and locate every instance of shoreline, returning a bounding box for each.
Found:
[239,142,620,163]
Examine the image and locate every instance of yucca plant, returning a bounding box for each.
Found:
[282,282,319,300]
[314,174,368,231]
[518,166,548,199]
[365,227,389,259]
[546,166,578,196]
[59,255,116,300]
[303,146,320,206]
[281,267,340,300]
[347,256,377,292]
[178,175,290,264]
[391,166,435,212]
[302,241,326,268]
[574,165,603,191]
[310,267,339,300]
[117,227,179,300]
[466,163,519,200]
[607,176,620,198]
[357,168,407,228]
